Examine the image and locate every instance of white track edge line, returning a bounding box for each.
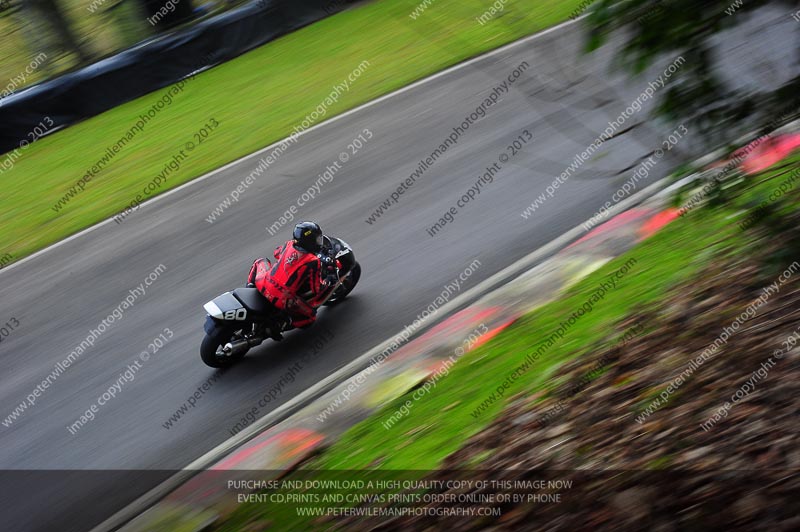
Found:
[90,47,800,532]
[1,15,585,277]
[91,164,672,532]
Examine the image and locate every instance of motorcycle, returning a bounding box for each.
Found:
[200,237,360,368]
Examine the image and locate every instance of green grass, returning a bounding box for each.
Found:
[311,225,720,470]
[0,0,586,262]
[309,155,800,472]
[213,153,800,530]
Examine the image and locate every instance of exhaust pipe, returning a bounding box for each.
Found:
[223,336,264,355]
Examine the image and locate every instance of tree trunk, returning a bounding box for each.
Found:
[28,0,93,63]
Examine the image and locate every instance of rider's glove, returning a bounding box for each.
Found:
[318,254,339,287]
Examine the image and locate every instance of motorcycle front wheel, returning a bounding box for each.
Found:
[324,262,361,306]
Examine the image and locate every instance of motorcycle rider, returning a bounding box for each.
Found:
[247,221,339,340]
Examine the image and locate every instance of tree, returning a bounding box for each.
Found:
[26,0,93,63]
[586,0,800,147]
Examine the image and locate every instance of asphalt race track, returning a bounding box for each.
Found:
[0,9,795,532]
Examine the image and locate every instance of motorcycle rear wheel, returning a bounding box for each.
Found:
[200,328,246,368]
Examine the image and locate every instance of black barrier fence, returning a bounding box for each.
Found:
[0,0,359,155]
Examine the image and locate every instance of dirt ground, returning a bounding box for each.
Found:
[330,232,800,530]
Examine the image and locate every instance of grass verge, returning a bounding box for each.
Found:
[1,0,586,263]
[214,152,800,529]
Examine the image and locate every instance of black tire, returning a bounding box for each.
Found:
[324,261,361,306]
[200,329,244,368]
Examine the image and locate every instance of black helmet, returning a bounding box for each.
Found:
[293,221,323,252]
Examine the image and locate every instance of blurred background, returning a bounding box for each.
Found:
[2,1,800,531]
[0,0,222,85]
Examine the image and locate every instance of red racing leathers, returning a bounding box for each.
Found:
[247,241,335,328]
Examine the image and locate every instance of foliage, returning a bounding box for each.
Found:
[585,0,800,146]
